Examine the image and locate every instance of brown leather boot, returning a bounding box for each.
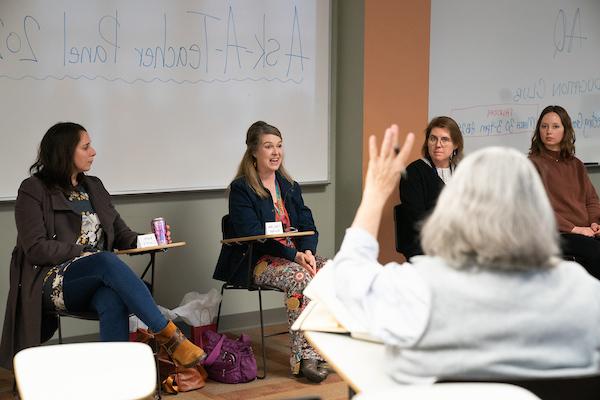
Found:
[155,321,206,368]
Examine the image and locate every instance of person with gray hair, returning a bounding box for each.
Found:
[329,125,600,383]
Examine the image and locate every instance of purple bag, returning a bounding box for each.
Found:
[201,330,257,383]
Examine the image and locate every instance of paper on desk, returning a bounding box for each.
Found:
[294,261,377,342]
[291,301,347,333]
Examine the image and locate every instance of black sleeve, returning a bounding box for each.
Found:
[290,182,318,254]
[400,163,429,225]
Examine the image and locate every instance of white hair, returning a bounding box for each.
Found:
[421,146,560,270]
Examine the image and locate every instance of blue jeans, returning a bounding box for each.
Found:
[62,252,168,341]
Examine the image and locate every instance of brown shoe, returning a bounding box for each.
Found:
[300,359,329,383]
[155,321,206,368]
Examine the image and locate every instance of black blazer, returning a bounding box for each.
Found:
[398,159,444,258]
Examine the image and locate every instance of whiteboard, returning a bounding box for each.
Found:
[429,0,600,163]
[0,0,330,200]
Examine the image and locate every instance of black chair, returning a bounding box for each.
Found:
[563,253,584,264]
[55,310,100,344]
[393,203,413,255]
[441,374,600,400]
[53,278,155,343]
[215,214,289,380]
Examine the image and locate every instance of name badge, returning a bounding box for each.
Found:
[265,221,284,235]
[137,234,158,248]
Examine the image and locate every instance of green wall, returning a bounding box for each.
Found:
[333,0,364,249]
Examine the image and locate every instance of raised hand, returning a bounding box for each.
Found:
[352,125,415,237]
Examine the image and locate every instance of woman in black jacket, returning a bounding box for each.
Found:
[214,121,328,382]
[398,116,464,258]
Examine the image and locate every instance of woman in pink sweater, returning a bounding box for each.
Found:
[528,105,600,279]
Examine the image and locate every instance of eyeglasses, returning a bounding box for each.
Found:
[428,135,452,146]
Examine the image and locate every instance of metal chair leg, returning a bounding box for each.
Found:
[152,340,162,400]
[57,314,63,344]
[257,286,267,379]
[12,376,19,399]
[216,283,226,332]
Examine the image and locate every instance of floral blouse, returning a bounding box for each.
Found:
[273,180,296,248]
[42,185,104,311]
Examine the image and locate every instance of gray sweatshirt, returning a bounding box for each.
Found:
[332,228,600,383]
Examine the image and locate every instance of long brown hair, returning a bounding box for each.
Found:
[235,121,293,198]
[529,105,575,159]
[421,116,464,169]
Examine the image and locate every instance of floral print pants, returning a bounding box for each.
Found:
[253,254,327,374]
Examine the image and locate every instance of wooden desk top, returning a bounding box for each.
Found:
[114,241,186,255]
[221,230,314,244]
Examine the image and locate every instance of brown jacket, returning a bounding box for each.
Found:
[0,175,137,369]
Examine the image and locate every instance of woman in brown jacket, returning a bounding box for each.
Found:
[528,105,600,279]
[0,122,204,369]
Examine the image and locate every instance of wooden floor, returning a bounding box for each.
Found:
[0,324,348,400]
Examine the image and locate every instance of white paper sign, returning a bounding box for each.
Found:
[137,234,158,248]
[265,221,284,235]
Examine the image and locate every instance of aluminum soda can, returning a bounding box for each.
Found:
[151,217,167,245]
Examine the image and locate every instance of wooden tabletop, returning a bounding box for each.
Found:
[114,241,186,255]
[221,230,314,244]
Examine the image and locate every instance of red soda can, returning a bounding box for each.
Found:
[151,217,167,245]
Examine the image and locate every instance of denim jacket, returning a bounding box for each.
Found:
[213,172,318,285]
